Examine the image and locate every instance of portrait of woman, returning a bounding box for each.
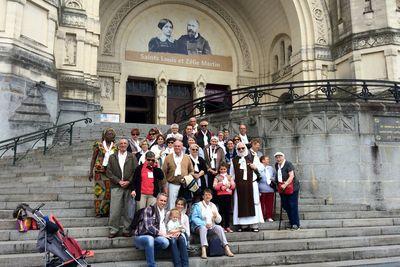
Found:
[148,18,178,53]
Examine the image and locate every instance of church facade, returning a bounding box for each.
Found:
[1,0,400,139]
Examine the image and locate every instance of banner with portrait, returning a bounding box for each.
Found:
[125,4,234,72]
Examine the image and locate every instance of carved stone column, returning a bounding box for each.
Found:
[156,71,168,124]
[193,75,206,116]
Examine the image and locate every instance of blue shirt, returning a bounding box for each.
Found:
[258,165,276,193]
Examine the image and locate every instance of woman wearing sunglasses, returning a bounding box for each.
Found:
[131,151,166,210]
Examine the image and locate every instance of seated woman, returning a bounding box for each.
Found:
[190,189,234,259]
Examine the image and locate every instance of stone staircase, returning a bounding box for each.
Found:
[0,124,400,266]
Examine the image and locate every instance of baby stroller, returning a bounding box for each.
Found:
[17,203,94,267]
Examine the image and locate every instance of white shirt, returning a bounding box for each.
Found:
[277,159,286,183]
[158,207,167,234]
[240,134,249,144]
[118,151,127,178]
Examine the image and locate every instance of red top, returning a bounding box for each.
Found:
[213,174,236,196]
[141,162,154,195]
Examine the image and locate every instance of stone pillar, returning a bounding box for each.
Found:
[56,0,101,125]
[156,71,168,124]
[384,48,398,81]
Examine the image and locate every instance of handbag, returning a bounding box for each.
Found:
[278,181,294,195]
[207,235,225,257]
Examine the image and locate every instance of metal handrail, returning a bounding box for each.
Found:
[173,79,400,123]
[0,117,93,165]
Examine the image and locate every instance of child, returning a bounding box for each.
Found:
[174,198,193,251]
[167,208,185,235]
[258,156,276,222]
[213,162,236,232]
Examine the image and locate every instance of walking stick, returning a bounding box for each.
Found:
[278,194,283,230]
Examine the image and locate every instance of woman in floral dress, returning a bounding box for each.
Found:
[88,128,117,217]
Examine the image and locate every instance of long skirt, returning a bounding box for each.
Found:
[94,172,111,217]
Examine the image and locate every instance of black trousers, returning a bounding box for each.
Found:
[215,195,232,228]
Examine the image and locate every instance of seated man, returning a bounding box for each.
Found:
[133,193,169,267]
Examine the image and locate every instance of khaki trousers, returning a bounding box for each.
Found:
[137,194,156,210]
[109,187,131,234]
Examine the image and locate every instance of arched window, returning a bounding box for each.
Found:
[363,0,373,13]
[274,55,279,73]
[287,45,292,65]
[280,41,285,67]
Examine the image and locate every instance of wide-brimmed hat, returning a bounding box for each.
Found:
[181,174,199,193]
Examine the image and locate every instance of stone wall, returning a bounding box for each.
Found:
[205,101,400,210]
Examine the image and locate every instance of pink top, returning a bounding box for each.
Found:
[213,173,236,196]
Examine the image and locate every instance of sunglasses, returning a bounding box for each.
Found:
[191,149,199,151]
[147,159,156,162]
[234,139,240,141]
[149,133,156,136]
[167,141,174,144]
[237,147,245,150]
[131,133,139,136]
[200,125,207,127]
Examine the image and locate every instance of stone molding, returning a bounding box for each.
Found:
[333,28,400,59]
[97,61,121,74]
[0,45,56,77]
[237,76,258,87]
[101,0,253,71]
[61,8,87,28]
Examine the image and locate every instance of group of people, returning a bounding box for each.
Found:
[88,117,300,266]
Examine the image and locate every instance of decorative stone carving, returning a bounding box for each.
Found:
[97,61,121,73]
[272,65,292,82]
[99,77,114,100]
[64,0,83,9]
[61,12,86,28]
[296,116,324,134]
[156,71,168,124]
[237,76,258,86]
[64,33,77,65]
[194,75,206,99]
[333,29,400,59]
[327,115,356,133]
[310,0,331,45]
[101,0,253,71]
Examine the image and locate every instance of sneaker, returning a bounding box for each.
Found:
[267,218,274,222]
[291,225,300,230]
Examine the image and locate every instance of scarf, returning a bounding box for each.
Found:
[128,138,141,153]
[173,152,184,176]
[189,154,200,172]
[202,131,208,146]
[209,146,217,169]
[102,140,114,167]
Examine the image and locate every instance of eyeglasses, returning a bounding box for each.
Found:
[146,159,156,162]
[191,149,198,151]
[237,147,245,150]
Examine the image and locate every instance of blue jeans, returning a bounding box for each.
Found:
[281,190,300,227]
[170,235,189,267]
[134,235,169,267]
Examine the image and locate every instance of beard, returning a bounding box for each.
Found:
[237,150,246,157]
[187,29,195,38]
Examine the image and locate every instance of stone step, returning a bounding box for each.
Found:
[2,233,400,256]
[0,179,92,188]
[91,255,400,267]
[0,217,108,230]
[0,200,92,210]
[272,256,400,266]
[0,208,94,219]
[3,225,400,243]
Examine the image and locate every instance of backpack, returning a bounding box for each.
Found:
[129,206,156,234]
[207,235,225,257]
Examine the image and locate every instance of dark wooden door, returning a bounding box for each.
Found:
[125,79,155,123]
[167,83,193,124]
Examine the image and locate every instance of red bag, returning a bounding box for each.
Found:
[278,181,294,195]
